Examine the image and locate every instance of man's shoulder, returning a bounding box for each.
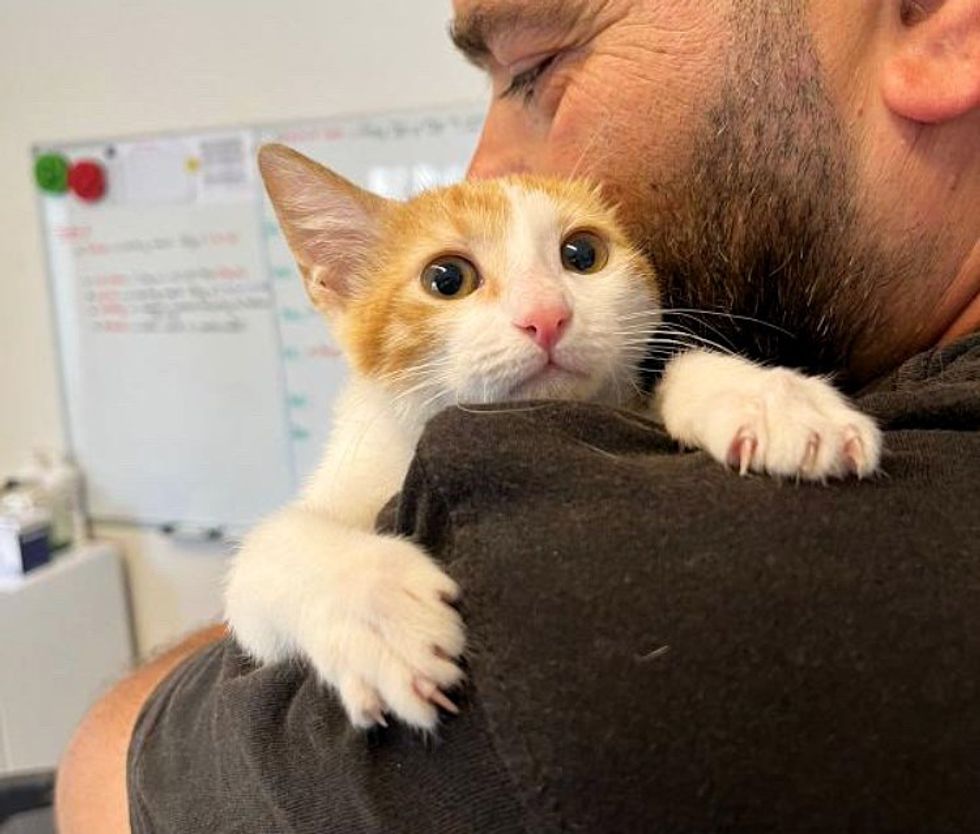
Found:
[859,332,980,430]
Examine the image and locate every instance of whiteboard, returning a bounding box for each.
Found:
[37,105,484,532]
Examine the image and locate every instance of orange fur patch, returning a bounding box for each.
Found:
[336,175,657,382]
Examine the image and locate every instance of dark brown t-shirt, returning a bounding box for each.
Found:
[129,334,980,834]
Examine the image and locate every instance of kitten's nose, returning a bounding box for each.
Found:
[514,305,572,352]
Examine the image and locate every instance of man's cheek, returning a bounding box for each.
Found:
[545,70,628,177]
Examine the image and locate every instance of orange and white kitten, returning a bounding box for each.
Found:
[225,145,881,730]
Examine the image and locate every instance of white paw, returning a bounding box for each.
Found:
[657,351,882,481]
[299,536,465,731]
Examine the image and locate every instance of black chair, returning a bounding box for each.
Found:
[0,770,55,834]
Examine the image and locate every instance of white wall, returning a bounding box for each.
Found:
[0,0,485,657]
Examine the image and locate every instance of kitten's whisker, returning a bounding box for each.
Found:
[617,306,793,339]
[375,356,454,384]
[657,316,737,351]
[612,324,687,336]
[417,386,451,416]
[644,337,716,348]
[646,330,738,355]
[631,337,737,357]
[454,398,552,416]
[614,320,701,333]
[567,120,607,182]
[620,333,708,345]
[664,340,734,354]
[667,313,731,345]
[392,377,442,404]
[614,327,696,340]
[649,332,729,348]
[614,325,738,354]
[659,307,795,337]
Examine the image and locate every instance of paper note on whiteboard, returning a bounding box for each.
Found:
[118,141,195,204]
[115,132,253,206]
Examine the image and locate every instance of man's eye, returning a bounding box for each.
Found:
[501,54,557,102]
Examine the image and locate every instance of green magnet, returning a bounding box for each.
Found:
[35,153,70,194]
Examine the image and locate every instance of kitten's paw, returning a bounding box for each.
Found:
[658,351,881,480]
[302,537,465,731]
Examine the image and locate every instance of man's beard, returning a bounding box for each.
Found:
[633,4,932,388]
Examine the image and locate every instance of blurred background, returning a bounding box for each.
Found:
[0,0,485,796]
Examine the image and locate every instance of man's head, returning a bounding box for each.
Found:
[451,0,980,385]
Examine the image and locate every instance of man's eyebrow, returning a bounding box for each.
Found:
[449,0,589,68]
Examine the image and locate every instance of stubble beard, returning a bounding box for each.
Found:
[633,4,932,387]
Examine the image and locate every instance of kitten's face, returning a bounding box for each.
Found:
[259,146,660,418]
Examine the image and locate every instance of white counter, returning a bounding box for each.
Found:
[0,543,134,773]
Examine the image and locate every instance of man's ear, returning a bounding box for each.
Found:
[257,144,387,312]
[882,0,980,124]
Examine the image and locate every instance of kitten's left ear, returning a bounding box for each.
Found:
[881,0,980,123]
[258,144,388,313]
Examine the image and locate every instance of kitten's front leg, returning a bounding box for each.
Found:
[654,349,882,480]
[225,505,464,730]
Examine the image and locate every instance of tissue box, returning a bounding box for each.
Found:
[0,509,52,577]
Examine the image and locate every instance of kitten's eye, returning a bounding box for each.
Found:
[421,256,480,299]
[561,230,609,274]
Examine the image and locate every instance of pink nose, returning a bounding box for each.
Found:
[514,305,571,352]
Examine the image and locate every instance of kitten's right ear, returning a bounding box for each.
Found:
[258,144,387,312]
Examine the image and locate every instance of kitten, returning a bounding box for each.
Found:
[225,145,881,730]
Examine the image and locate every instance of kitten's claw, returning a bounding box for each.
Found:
[843,428,870,477]
[337,674,387,729]
[801,432,820,473]
[413,677,460,715]
[433,690,460,715]
[727,430,757,476]
[414,676,460,715]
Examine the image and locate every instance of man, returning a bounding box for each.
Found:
[456,0,979,382]
[58,2,979,832]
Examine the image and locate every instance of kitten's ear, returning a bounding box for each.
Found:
[258,144,387,312]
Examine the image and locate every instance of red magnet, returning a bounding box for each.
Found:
[68,159,107,202]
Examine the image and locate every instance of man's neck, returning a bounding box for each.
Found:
[851,237,979,384]
[938,238,980,346]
